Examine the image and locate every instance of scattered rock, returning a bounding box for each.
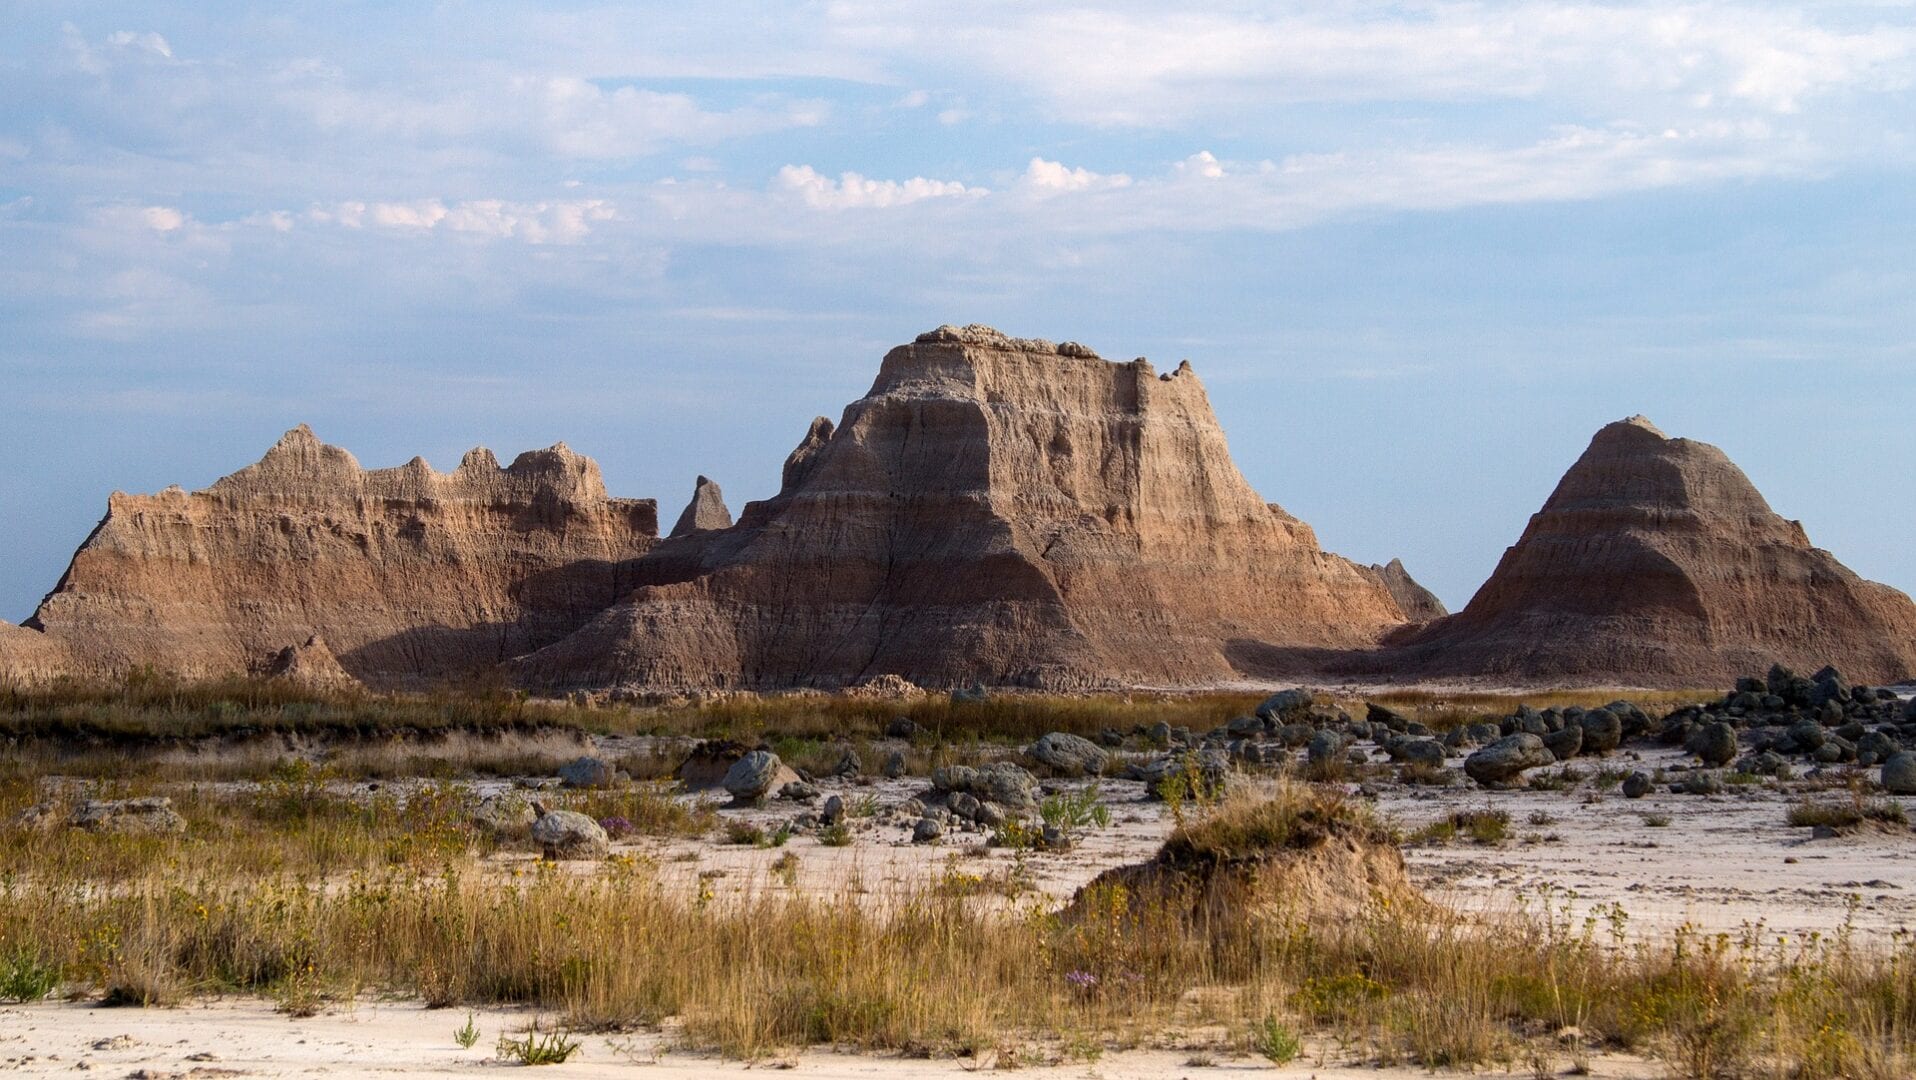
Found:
[529,803,609,859]
[912,817,945,844]
[1621,771,1653,799]
[1026,732,1108,777]
[558,756,617,789]
[1463,734,1553,788]
[723,751,788,804]
[69,797,186,836]
[1882,752,1916,795]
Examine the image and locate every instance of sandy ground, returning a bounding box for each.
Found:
[11,722,1914,1076]
[1,998,1664,1078]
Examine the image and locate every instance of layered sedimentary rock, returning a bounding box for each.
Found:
[669,476,733,537]
[5,426,657,685]
[515,325,1407,691]
[1389,416,1916,686]
[1368,559,1447,623]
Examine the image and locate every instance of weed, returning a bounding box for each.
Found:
[1251,1014,1300,1064]
[0,949,59,1002]
[1640,812,1673,828]
[498,1023,580,1065]
[455,1013,481,1049]
[818,821,853,846]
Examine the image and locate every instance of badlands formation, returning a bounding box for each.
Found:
[2,425,658,687]
[515,325,1408,690]
[1384,416,1916,686]
[2,330,1912,691]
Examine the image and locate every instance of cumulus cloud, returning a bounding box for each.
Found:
[772,165,987,208]
[1018,157,1131,193]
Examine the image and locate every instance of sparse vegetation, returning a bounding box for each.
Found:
[455,1013,481,1049]
[1413,808,1510,846]
[1788,796,1909,830]
[498,1023,580,1065]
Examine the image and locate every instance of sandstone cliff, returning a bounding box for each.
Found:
[8,426,657,685]
[514,325,1408,691]
[1387,416,1916,686]
[1368,559,1448,622]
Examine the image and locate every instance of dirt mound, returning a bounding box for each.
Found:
[1384,416,1916,686]
[15,425,658,687]
[1065,785,1422,929]
[513,325,1407,691]
[266,635,362,691]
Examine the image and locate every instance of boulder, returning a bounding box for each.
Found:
[1026,732,1109,777]
[1387,738,1446,767]
[1688,722,1739,767]
[530,803,609,859]
[1577,708,1623,755]
[1256,689,1315,723]
[912,817,945,844]
[1463,734,1553,787]
[723,751,788,803]
[1621,771,1653,799]
[558,756,618,789]
[931,762,1039,813]
[1882,752,1916,796]
[1541,724,1583,762]
[471,793,535,837]
[69,797,186,836]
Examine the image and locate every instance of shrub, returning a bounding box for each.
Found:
[498,1023,580,1065]
[0,949,59,1003]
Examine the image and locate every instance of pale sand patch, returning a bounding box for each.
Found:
[0,998,1663,1078]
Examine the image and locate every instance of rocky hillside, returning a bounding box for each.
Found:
[4,426,658,686]
[514,325,1408,691]
[1385,416,1916,686]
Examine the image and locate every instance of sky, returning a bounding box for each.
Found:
[3,1,1914,621]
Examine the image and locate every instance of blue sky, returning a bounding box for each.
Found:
[3,1,1914,621]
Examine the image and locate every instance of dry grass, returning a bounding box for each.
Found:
[2,775,1913,1074]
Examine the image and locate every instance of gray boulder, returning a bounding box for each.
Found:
[1578,709,1623,755]
[882,750,908,778]
[69,797,186,836]
[1128,749,1231,797]
[1256,688,1314,722]
[1306,729,1346,766]
[471,792,535,837]
[1688,722,1739,767]
[1882,752,1916,795]
[530,803,609,859]
[1786,719,1826,753]
[912,817,945,843]
[1463,734,1553,787]
[1541,724,1583,762]
[1388,738,1446,767]
[558,756,618,789]
[820,795,846,825]
[932,762,1039,813]
[1027,732,1109,777]
[723,750,786,803]
[1621,771,1653,799]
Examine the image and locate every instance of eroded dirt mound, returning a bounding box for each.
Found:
[514,325,1408,691]
[1066,789,1422,930]
[1382,416,1916,686]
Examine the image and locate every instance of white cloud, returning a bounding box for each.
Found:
[141,206,186,232]
[1018,157,1130,193]
[303,198,615,243]
[1174,151,1225,180]
[772,165,987,208]
[105,31,173,59]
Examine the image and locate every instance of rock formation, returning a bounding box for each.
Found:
[5,425,657,686]
[1367,559,1447,622]
[1388,416,1916,686]
[265,635,362,692]
[669,475,733,537]
[514,325,1407,691]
